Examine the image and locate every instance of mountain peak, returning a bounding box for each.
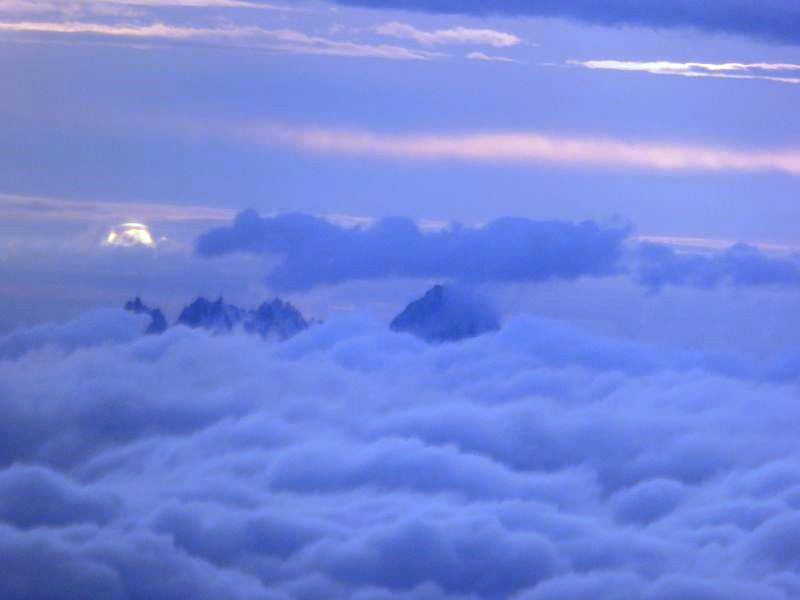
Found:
[124,297,167,335]
[176,296,308,340]
[177,296,242,332]
[390,284,500,342]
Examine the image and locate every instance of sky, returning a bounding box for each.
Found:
[1,1,800,599]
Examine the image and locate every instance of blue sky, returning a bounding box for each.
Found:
[2,0,800,243]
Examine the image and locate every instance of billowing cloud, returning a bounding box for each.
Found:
[0,308,146,360]
[330,0,800,46]
[0,20,438,59]
[215,123,800,176]
[0,299,798,597]
[375,21,520,47]
[571,60,800,85]
[195,210,800,295]
[196,210,630,291]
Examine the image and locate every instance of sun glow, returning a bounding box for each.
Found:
[105,222,156,247]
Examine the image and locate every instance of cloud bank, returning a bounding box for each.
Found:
[196,210,629,291]
[636,243,800,290]
[0,301,799,598]
[331,0,800,46]
[195,210,800,294]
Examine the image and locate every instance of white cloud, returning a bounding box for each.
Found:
[570,60,800,85]
[0,20,439,59]
[467,51,516,63]
[376,21,520,47]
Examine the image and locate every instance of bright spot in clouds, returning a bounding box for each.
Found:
[104,222,156,247]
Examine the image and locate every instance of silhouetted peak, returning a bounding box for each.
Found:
[124,297,167,335]
[390,284,500,343]
[176,296,242,332]
[124,297,148,314]
[176,296,308,340]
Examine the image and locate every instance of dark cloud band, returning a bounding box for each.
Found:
[195,210,629,290]
[196,210,800,293]
[330,0,800,46]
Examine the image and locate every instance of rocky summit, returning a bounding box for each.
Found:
[176,296,308,340]
[390,284,501,342]
[124,297,168,335]
[125,296,309,340]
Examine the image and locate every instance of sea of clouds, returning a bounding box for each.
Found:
[1,303,799,599]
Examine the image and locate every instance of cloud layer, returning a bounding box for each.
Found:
[331,0,800,46]
[0,303,799,598]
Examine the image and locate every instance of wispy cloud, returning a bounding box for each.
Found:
[635,234,799,255]
[95,0,285,8]
[467,51,515,63]
[217,123,800,176]
[0,1,135,17]
[259,27,439,60]
[375,21,519,47]
[570,60,800,85]
[0,20,438,59]
[0,0,289,15]
[0,20,245,38]
[0,192,235,224]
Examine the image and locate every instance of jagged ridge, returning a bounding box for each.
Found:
[125,296,309,340]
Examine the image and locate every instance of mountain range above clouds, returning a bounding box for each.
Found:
[125,296,310,341]
[125,284,502,344]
